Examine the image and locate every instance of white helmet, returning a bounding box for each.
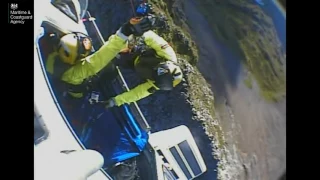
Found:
[154,61,183,90]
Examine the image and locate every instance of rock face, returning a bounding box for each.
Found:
[87,1,134,36]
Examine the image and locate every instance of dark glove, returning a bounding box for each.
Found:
[105,98,116,108]
[121,17,152,36]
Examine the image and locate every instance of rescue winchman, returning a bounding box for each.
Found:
[45,12,183,108]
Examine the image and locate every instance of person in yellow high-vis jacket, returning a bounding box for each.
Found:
[45,16,183,108]
[104,29,183,108]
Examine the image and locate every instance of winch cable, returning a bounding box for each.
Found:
[130,0,136,16]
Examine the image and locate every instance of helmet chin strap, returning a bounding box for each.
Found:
[172,68,182,78]
[157,61,183,87]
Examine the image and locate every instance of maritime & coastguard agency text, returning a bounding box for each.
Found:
[10,10,32,24]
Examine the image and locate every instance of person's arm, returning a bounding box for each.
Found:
[142,30,177,63]
[113,80,158,106]
[61,16,153,85]
[61,29,128,85]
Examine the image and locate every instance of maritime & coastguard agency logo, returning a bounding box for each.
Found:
[11,3,18,10]
[9,3,33,24]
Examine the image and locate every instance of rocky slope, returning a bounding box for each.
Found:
[160,0,286,180]
[172,0,286,102]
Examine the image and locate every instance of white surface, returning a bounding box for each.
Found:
[34,0,110,179]
[34,149,104,180]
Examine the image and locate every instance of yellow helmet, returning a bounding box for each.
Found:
[57,33,93,65]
